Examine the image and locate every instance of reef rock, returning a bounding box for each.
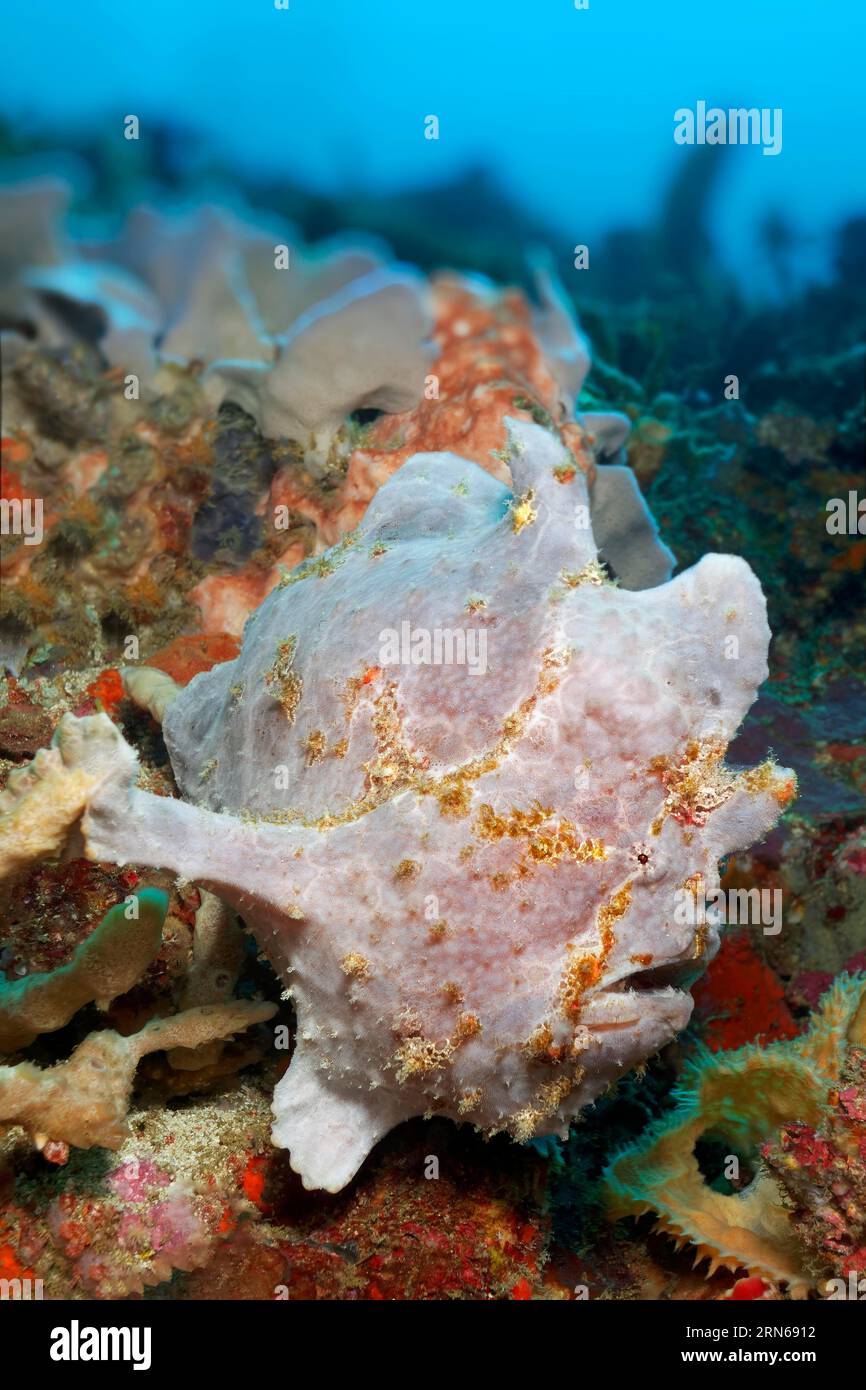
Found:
[1,415,795,1191]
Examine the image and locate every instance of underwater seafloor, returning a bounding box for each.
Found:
[0,131,864,1302]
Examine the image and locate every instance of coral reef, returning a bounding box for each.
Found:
[3,412,793,1192]
[1,185,668,656]
[0,1087,552,1300]
[0,1084,278,1298]
[1,148,862,1296]
[602,974,866,1295]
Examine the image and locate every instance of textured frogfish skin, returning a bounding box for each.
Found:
[155,417,795,1192]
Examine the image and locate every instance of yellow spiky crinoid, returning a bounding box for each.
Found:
[601,973,866,1298]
